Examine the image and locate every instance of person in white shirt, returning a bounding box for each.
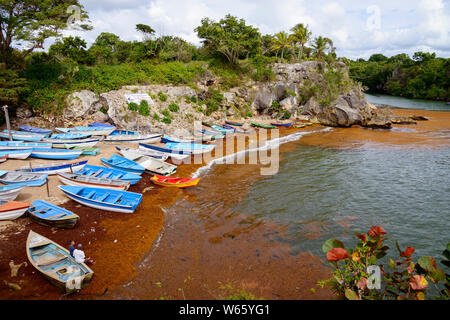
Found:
[72,244,95,265]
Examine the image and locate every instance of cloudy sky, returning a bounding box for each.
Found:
[68,0,450,59]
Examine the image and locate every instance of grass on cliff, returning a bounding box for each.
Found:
[22,56,276,115]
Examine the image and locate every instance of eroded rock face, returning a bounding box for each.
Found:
[34,62,396,130]
[64,90,101,120]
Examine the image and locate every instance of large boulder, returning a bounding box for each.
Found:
[64,90,101,120]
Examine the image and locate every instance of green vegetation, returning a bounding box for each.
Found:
[138,100,150,116]
[0,5,365,123]
[128,102,138,111]
[319,226,450,300]
[168,102,180,112]
[349,52,449,101]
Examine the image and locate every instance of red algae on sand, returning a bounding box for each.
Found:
[1,108,447,300]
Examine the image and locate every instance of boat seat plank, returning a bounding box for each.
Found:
[97,193,109,202]
[110,194,123,204]
[84,191,96,199]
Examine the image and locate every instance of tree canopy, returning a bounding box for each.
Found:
[195,14,261,64]
[0,0,91,64]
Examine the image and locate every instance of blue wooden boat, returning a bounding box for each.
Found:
[26,231,94,293]
[0,171,48,187]
[161,134,207,144]
[222,124,254,134]
[105,131,161,143]
[211,125,234,135]
[89,122,115,128]
[100,155,145,175]
[0,142,52,150]
[28,200,79,228]
[270,122,293,127]
[19,125,53,135]
[164,142,215,155]
[65,146,100,156]
[16,160,88,175]
[0,184,27,201]
[139,143,192,156]
[58,185,143,214]
[200,129,225,139]
[50,133,92,140]
[0,130,48,142]
[222,124,237,132]
[30,149,83,160]
[75,165,141,185]
[56,126,116,136]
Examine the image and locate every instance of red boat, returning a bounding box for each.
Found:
[151,175,200,188]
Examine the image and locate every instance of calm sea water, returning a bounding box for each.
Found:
[237,145,450,261]
[365,93,450,111]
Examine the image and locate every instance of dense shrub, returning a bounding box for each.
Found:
[139,100,150,116]
[128,102,138,111]
[168,102,180,112]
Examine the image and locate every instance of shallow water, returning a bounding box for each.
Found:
[238,145,450,260]
[365,93,449,111]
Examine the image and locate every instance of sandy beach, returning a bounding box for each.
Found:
[0,107,449,300]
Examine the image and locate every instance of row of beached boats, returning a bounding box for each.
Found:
[2,119,290,293]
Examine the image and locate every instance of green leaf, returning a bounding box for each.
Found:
[418,257,437,273]
[442,249,450,261]
[322,239,345,254]
[368,255,377,265]
[430,269,446,283]
[345,289,360,300]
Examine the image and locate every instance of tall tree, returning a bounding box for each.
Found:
[136,24,155,41]
[290,23,311,60]
[312,36,331,57]
[271,31,293,60]
[195,14,261,64]
[0,0,91,64]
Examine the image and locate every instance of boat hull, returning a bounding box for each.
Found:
[16,160,88,175]
[59,186,142,213]
[0,186,24,201]
[30,150,83,160]
[75,165,141,185]
[44,138,100,149]
[26,231,93,293]
[57,173,130,191]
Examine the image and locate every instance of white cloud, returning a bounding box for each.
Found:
[66,0,450,59]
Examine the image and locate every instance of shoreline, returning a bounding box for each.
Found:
[0,107,449,299]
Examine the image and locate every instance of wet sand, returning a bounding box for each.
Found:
[0,108,448,300]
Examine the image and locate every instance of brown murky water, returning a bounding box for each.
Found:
[1,108,448,300]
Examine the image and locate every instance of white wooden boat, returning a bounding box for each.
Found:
[105,131,161,143]
[0,200,31,220]
[138,143,191,161]
[0,171,48,187]
[43,137,101,149]
[0,142,52,150]
[57,173,131,191]
[26,231,94,293]
[55,126,116,136]
[117,149,177,176]
[116,146,169,161]
[0,185,26,201]
[0,149,33,159]
[16,160,88,175]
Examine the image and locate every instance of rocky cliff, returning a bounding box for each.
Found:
[13,61,410,132]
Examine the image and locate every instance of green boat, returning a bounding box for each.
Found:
[225,120,244,127]
[250,121,276,129]
[65,145,100,156]
[202,121,216,128]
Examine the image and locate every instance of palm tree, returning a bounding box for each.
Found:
[290,23,312,60]
[271,31,293,60]
[312,36,332,57]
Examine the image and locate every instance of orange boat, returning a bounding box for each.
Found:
[150,175,200,188]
